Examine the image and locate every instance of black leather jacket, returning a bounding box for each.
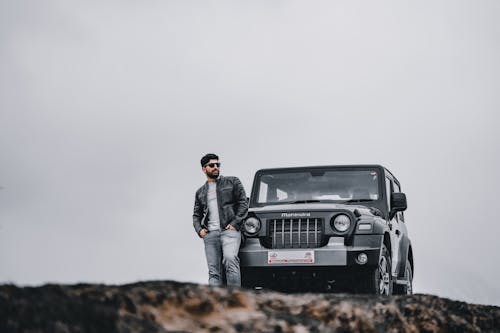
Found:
[193,176,248,235]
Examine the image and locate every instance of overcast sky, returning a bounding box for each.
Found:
[1,0,499,306]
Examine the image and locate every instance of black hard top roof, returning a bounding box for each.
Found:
[256,164,384,172]
[255,164,399,183]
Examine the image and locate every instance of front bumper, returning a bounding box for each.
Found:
[239,235,382,268]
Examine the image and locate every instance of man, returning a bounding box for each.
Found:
[193,153,248,287]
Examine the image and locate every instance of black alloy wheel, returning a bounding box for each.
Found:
[358,244,392,295]
[377,244,393,295]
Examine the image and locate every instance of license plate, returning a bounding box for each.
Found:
[267,250,315,264]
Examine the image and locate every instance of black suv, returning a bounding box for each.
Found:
[239,165,413,295]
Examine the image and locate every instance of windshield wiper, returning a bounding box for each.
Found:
[342,199,373,203]
[288,200,322,204]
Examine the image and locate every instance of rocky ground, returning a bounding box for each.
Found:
[1,280,499,333]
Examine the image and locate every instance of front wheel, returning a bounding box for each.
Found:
[358,244,392,295]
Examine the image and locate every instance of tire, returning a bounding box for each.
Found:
[394,259,413,295]
[358,244,393,295]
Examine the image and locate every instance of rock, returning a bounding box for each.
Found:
[0,281,499,333]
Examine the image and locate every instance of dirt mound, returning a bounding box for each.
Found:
[1,280,499,333]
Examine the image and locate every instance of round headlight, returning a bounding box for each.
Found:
[244,217,261,234]
[332,214,351,232]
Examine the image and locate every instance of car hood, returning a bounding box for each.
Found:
[249,202,376,216]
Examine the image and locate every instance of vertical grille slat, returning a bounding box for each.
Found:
[268,218,323,249]
[315,219,318,245]
[298,219,301,247]
[273,220,276,248]
[282,219,285,248]
[306,219,310,247]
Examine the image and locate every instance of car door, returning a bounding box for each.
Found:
[385,176,402,278]
[393,180,410,279]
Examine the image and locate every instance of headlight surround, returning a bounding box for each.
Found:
[331,214,351,232]
[243,217,261,235]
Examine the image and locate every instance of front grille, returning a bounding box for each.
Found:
[267,218,324,249]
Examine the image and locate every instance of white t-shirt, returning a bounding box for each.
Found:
[207,182,220,231]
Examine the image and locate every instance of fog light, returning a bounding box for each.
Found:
[357,253,368,265]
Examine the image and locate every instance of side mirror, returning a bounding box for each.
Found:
[391,192,407,212]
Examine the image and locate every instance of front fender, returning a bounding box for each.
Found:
[397,238,412,279]
[371,216,390,234]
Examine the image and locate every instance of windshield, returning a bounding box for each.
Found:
[254,168,380,205]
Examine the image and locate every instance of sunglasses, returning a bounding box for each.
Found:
[205,162,221,168]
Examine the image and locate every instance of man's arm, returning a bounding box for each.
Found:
[229,177,248,230]
[193,192,205,236]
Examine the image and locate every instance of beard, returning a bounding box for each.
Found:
[206,169,219,179]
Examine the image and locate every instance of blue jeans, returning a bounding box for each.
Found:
[203,229,241,286]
